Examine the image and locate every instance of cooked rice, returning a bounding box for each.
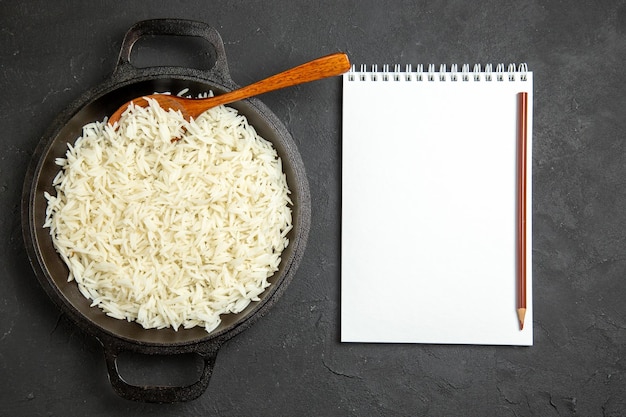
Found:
[43,99,292,333]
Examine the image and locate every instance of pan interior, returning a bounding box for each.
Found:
[30,78,304,345]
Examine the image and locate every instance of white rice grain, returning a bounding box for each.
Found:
[44,98,292,333]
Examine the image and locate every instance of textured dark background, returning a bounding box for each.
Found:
[1,0,626,416]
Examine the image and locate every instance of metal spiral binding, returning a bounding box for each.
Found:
[346,63,530,82]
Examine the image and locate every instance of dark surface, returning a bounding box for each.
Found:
[1,0,625,416]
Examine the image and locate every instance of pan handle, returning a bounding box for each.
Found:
[102,342,221,403]
[112,19,231,84]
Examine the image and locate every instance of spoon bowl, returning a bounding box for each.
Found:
[108,52,350,126]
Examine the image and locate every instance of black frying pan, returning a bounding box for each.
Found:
[21,19,311,403]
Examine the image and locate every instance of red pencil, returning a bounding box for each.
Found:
[517,92,528,330]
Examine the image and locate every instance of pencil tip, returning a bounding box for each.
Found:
[517,308,527,331]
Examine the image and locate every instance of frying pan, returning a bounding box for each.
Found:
[21,19,311,403]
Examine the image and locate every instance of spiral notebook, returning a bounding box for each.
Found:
[341,63,533,346]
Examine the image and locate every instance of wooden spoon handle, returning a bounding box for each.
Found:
[186,52,350,117]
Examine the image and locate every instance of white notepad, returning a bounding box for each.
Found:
[341,64,533,345]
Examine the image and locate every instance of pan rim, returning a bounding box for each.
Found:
[22,69,311,350]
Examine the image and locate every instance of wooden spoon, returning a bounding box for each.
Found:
[108,52,350,126]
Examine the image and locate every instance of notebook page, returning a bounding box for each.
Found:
[341,69,533,345]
